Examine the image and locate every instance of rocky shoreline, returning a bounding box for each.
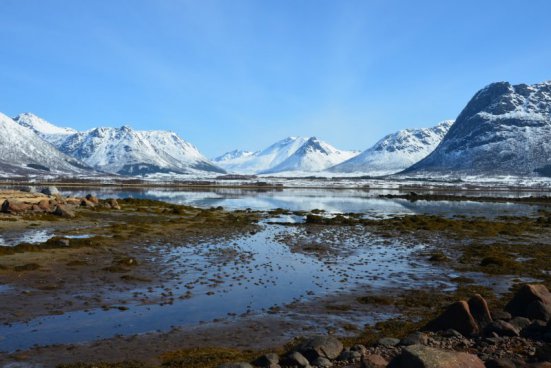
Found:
[1,188,551,368]
[218,284,551,368]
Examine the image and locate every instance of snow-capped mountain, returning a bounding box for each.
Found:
[403,81,551,176]
[0,113,90,176]
[213,149,257,168]
[262,137,359,174]
[58,126,225,175]
[329,120,453,176]
[13,112,77,146]
[215,137,311,174]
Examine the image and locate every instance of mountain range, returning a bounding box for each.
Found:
[329,120,454,176]
[0,113,90,177]
[213,137,358,174]
[10,113,224,176]
[1,79,550,179]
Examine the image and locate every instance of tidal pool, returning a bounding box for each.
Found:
[0,224,451,352]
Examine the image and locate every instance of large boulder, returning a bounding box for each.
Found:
[484,320,520,337]
[281,351,310,367]
[468,294,493,329]
[252,353,279,367]
[505,284,551,321]
[295,335,343,361]
[53,205,75,218]
[388,345,485,368]
[1,199,31,214]
[424,301,479,337]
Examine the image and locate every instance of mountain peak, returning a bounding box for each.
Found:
[329,120,453,176]
[13,112,77,146]
[404,80,551,176]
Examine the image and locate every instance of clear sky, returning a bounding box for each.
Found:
[1,0,550,157]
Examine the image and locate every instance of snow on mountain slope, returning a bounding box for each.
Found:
[58,126,224,175]
[213,149,257,164]
[13,113,77,146]
[262,137,359,174]
[215,137,310,174]
[329,120,453,176]
[403,81,551,176]
[0,113,90,175]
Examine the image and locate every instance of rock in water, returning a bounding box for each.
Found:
[388,344,485,368]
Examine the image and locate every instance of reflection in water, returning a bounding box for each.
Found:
[0,229,52,247]
[56,187,543,218]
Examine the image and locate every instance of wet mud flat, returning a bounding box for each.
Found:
[0,191,551,367]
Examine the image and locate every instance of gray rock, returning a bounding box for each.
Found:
[53,205,75,218]
[350,344,367,354]
[338,349,362,362]
[484,320,520,337]
[377,337,400,347]
[295,335,343,361]
[400,332,429,346]
[491,310,512,321]
[282,351,310,367]
[253,353,279,367]
[311,356,332,367]
[509,316,532,331]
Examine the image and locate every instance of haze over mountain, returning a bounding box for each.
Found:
[403,81,551,176]
[329,120,454,176]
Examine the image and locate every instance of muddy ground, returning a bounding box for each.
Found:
[0,193,551,367]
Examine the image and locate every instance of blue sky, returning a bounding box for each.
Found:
[1,0,550,157]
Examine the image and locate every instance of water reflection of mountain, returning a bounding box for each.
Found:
[53,187,541,218]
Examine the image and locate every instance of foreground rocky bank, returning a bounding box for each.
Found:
[216,284,551,368]
[1,188,551,368]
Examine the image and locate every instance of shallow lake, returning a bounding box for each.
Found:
[55,187,545,218]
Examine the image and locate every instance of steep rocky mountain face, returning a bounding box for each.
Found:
[0,113,91,176]
[262,137,358,174]
[58,126,224,175]
[329,121,453,176]
[404,81,551,176]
